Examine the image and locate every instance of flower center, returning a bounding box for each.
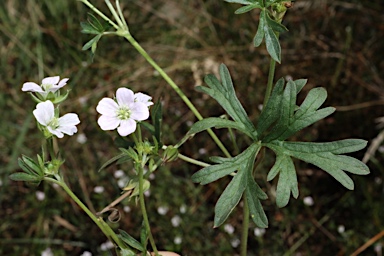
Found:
[41,83,53,91]
[48,117,60,129]
[116,106,131,120]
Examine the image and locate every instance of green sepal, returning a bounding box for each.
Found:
[118,229,145,252]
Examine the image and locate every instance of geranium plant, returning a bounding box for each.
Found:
[11,0,370,255]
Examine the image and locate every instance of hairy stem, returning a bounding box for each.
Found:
[138,164,159,255]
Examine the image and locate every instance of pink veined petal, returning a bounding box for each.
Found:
[96,98,119,116]
[135,92,153,106]
[116,88,134,106]
[59,113,80,126]
[130,102,150,121]
[117,119,137,136]
[42,76,60,85]
[98,115,120,130]
[22,82,44,92]
[33,101,55,126]
[47,127,64,138]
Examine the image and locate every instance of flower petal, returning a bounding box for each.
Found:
[58,78,69,87]
[57,125,78,136]
[33,101,54,126]
[96,98,119,116]
[47,127,64,138]
[22,82,44,92]
[42,76,60,85]
[59,113,80,126]
[117,119,137,136]
[130,102,150,121]
[98,115,120,130]
[116,88,134,106]
[135,92,153,106]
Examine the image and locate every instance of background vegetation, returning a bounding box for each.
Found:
[0,0,383,255]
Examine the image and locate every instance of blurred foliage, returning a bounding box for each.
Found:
[0,0,384,255]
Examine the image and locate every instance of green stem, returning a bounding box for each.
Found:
[79,0,120,30]
[240,193,250,256]
[122,32,231,158]
[45,176,127,251]
[177,153,210,167]
[137,165,159,255]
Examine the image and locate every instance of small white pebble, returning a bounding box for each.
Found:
[114,170,125,179]
[378,146,384,153]
[254,228,266,237]
[198,148,207,155]
[41,247,53,256]
[337,225,345,234]
[374,243,382,253]
[123,206,131,213]
[374,177,382,185]
[171,215,182,227]
[100,240,114,251]
[230,238,240,248]
[149,173,155,180]
[80,251,92,256]
[258,104,263,111]
[76,133,87,144]
[157,206,169,215]
[303,196,314,206]
[36,191,45,201]
[117,178,128,188]
[179,205,187,214]
[174,236,182,245]
[93,186,104,194]
[144,190,151,197]
[224,224,235,234]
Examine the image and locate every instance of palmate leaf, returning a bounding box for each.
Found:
[196,64,257,139]
[192,143,267,227]
[258,79,369,206]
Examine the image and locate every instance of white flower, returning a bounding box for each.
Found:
[22,76,69,97]
[134,92,153,107]
[96,88,150,136]
[33,101,80,138]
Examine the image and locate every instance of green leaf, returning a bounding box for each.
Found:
[151,102,162,145]
[22,155,43,176]
[260,80,336,142]
[118,229,145,252]
[265,12,288,33]
[192,143,260,185]
[80,21,100,35]
[294,79,307,94]
[254,10,266,47]
[256,78,285,136]
[276,154,299,208]
[280,139,368,154]
[82,34,101,51]
[9,173,43,182]
[198,64,257,138]
[235,4,262,14]
[245,172,268,227]
[98,153,127,172]
[87,13,105,32]
[224,0,256,4]
[263,15,281,63]
[266,140,369,192]
[214,163,247,228]
[187,117,252,138]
